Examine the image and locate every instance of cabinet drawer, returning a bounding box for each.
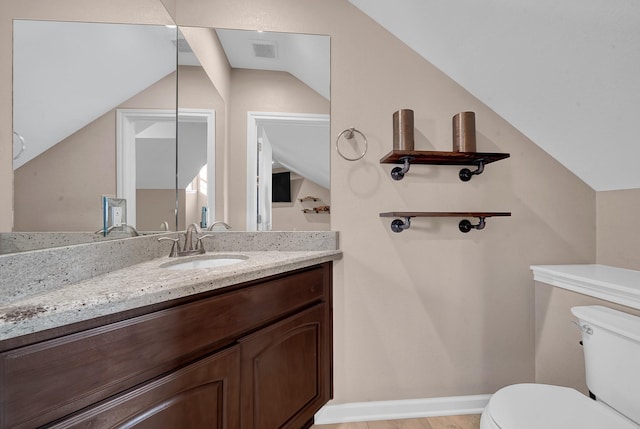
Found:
[0,266,326,429]
[46,346,240,429]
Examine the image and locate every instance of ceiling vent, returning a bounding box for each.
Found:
[252,41,277,59]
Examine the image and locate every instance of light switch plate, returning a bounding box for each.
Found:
[102,197,127,233]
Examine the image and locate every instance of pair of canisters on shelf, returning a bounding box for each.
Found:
[393,109,476,152]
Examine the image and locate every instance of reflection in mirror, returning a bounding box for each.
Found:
[179,27,331,231]
[12,20,178,239]
[6,23,330,254]
[175,28,218,231]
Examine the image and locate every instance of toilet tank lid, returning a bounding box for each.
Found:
[571,305,640,343]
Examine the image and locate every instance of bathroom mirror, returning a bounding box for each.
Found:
[8,22,330,253]
[12,19,180,234]
[186,27,331,232]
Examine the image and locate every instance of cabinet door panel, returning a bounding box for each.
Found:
[47,346,240,429]
[240,304,330,429]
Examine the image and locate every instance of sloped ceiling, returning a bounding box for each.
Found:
[263,121,330,189]
[12,21,178,169]
[349,0,640,191]
[215,28,330,100]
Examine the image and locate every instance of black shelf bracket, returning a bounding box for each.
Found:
[459,217,486,233]
[390,156,414,180]
[390,217,412,233]
[459,159,485,182]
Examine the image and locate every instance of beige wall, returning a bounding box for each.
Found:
[14,110,115,231]
[1,0,600,405]
[596,189,640,271]
[535,282,640,393]
[174,0,596,403]
[272,172,330,231]
[137,189,176,231]
[227,68,330,230]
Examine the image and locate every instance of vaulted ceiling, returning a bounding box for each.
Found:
[349,0,640,191]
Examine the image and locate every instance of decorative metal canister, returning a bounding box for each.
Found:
[393,109,415,151]
[452,111,476,152]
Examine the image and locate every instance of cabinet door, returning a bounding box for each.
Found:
[48,346,240,429]
[240,304,331,429]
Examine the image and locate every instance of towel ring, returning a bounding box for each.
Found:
[336,127,367,161]
[13,131,25,160]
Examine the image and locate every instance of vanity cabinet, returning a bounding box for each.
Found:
[0,262,333,429]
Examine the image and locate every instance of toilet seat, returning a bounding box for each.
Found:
[483,384,638,429]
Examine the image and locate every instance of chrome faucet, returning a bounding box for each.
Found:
[207,221,231,231]
[184,223,201,252]
[159,223,213,257]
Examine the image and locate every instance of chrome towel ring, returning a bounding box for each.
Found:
[336,127,367,161]
[13,131,25,160]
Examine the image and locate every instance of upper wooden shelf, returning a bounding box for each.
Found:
[380,150,510,165]
[379,150,510,181]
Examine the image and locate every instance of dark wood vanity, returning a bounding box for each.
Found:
[0,262,333,429]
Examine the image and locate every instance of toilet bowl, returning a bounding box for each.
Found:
[480,305,640,429]
[480,383,637,429]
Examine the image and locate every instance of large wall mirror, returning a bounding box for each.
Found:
[10,20,330,253]
[178,26,330,232]
[13,20,180,235]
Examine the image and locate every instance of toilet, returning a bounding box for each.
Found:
[480,305,640,429]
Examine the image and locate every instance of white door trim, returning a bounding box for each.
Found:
[116,108,215,229]
[246,111,330,231]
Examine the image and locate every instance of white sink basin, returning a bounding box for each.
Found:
[162,255,249,270]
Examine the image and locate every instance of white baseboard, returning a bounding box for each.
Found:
[314,394,491,424]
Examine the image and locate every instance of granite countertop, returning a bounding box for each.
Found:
[0,249,341,342]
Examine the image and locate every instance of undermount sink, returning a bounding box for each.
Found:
[162,254,249,270]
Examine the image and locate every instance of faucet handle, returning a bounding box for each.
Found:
[158,237,181,257]
[195,234,214,251]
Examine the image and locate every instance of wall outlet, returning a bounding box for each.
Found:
[112,207,123,226]
[102,197,127,231]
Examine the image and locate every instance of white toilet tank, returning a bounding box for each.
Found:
[571,305,640,425]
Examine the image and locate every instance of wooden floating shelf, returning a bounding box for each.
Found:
[379,150,510,181]
[299,196,329,213]
[379,211,511,233]
[302,207,330,214]
[380,150,510,165]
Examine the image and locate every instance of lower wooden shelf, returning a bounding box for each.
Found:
[379,211,511,233]
[302,207,330,214]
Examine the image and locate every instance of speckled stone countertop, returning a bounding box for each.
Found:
[0,231,340,342]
